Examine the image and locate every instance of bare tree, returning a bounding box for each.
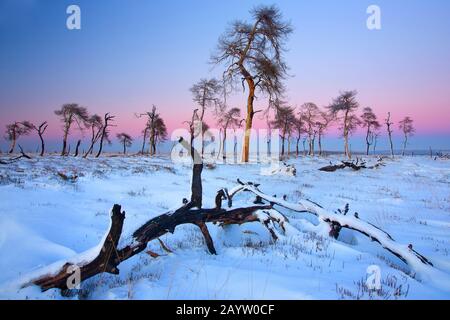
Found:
[190,78,223,155]
[300,103,320,156]
[54,104,89,156]
[95,113,115,158]
[212,5,293,162]
[327,91,361,159]
[5,121,33,154]
[316,111,332,157]
[385,112,395,158]
[154,117,168,155]
[116,133,133,155]
[399,116,415,156]
[271,101,295,158]
[217,107,242,161]
[30,122,48,157]
[136,105,166,156]
[361,107,381,156]
[83,114,103,158]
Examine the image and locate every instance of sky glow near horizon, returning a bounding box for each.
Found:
[0,0,449,153]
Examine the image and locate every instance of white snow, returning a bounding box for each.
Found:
[0,154,449,299]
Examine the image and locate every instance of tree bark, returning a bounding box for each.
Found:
[402,135,408,156]
[318,133,323,156]
[8,136,16,154]
[386,113,395,158]
[242,76,255,163]
[343,110,350,159]
[74,140,81,157]
[38,132,45,157]
[365,126,371,156]
[28,199,273,291]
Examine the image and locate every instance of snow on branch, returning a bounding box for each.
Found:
[230,180,435,277]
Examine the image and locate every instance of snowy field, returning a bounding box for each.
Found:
[0,154,449,299]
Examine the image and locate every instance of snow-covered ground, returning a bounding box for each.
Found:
[0,154,449,299]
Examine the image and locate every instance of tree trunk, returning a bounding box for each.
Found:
[242,78,256,163]
[365,126,371,156]
[287,136,291,158]
[402,135,408,156]
[141,129,148,155]
[281,136,285,157]
[61,129,69,156]
[222,129,227,162]
[39,132,45,157]
[8,135,16,154]
[318,133,323,156]
[388,134,394,157]
[308,135,312,156]
[74,140,81,157]
[180,134,203,209]
[386,113,394,158]
[149,127,156,156]
[343,110,350,159]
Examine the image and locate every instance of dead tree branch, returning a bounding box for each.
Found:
[0,145,32,164]
[319,157,385,172]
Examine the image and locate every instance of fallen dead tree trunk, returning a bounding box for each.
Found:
[27,200,278,291]
[229,180,433,270]
[26,135,285,292]
[27,178,433,292]
[319,157,385,172]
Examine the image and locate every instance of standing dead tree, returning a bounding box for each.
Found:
[4,121,33,154]
[31,122,48,157]
[83,115,103,158]
[95,113,115,158]
[212,5,293,163]
[327,91,361,159]
[361,107,381,156]
[385,112,395,158]
[116,133,133,155]
[54,104,89,156]
[399,116,415,156]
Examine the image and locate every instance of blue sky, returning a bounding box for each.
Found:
[0,0,449,153]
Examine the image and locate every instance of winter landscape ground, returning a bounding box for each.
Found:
[0,154,449,300]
